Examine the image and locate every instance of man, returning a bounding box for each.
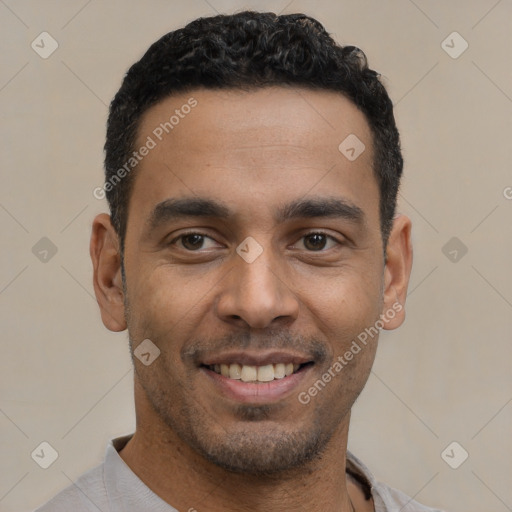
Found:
[36,11,444,512]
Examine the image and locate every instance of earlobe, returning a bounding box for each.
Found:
[381,214,413,330]
[90,213,127,332]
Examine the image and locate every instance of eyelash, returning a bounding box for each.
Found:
[168,230,343,252]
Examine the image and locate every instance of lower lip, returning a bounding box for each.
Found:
[201,365,313,404]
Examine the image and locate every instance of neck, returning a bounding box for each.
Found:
[119,380,368,512]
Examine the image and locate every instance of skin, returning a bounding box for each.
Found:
[90,87,412,512]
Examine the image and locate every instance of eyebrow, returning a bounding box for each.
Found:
[147,196,365,231]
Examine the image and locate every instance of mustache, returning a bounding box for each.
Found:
[181,329,330,365]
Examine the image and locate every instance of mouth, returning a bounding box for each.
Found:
[202,362,314,383]
[199,352,315,403]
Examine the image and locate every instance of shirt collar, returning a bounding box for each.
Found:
[104,434,178,512]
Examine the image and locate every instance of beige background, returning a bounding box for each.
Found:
[1,1,511,511]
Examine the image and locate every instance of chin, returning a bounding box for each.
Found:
[186,421,330,476]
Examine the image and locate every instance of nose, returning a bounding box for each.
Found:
[215,245,300,329]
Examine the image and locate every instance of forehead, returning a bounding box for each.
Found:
[137,86,372,157]
[129,87,378,228]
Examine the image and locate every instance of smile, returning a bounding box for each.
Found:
[204,362,311,382]
[201,359,315,403]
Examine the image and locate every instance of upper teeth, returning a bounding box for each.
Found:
[211,363,300,382]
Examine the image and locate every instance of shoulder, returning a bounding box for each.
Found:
[346,451,446,512]
[373,481,446,512]
[34,462,107,512]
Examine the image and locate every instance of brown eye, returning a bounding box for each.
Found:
[304,233,328,251]
[294,232,340,252]
[180,234,206,250]
[168,231,222,253]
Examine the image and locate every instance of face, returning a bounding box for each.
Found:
[92,86,412,475]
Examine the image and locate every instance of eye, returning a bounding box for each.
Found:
[170,232,220,251]
[168,231,342,253]
[295,232,341,251]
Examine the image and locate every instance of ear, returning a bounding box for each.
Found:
[90,213,127,332]
[381,214,413,330]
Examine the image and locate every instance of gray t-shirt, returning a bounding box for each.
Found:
[34,435,444,512]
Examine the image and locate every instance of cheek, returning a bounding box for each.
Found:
[299,264,384,342]
[126,264,216,344]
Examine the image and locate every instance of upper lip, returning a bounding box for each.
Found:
[201,350,314,367]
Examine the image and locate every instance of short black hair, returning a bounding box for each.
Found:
[104,11,403,252]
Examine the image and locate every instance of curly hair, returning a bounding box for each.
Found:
[104,11,403,250]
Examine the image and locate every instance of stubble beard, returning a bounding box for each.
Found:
[141,375,344,476]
